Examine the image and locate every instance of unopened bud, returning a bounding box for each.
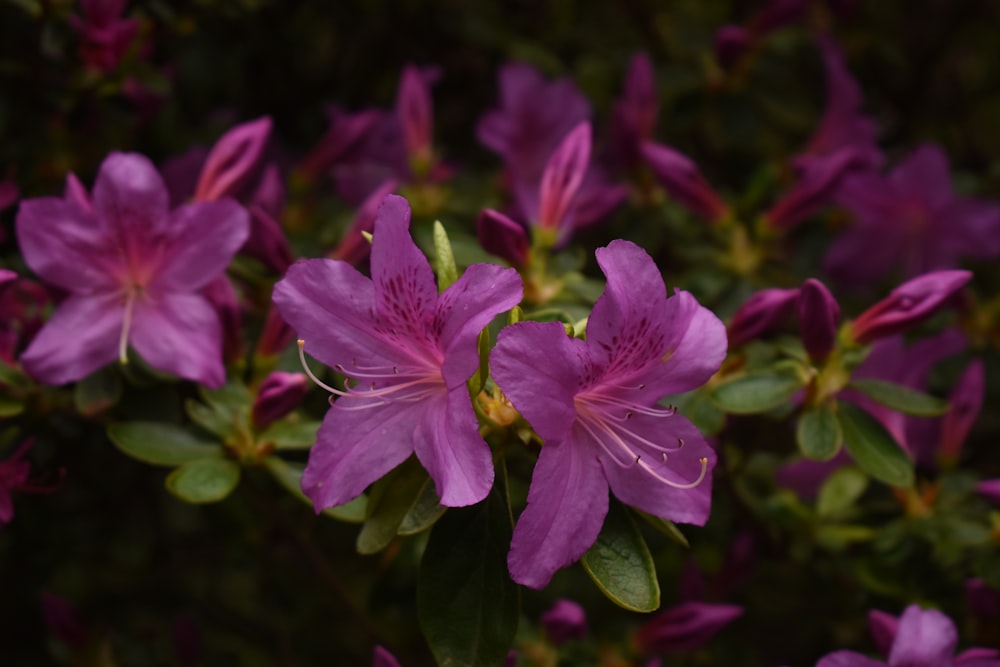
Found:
[194,117,272,202]
[477,209,530,268]
[641,141,728,222]
[728,287,800,348]
[798,278,840,364]
[851,270,971,344]
[538,122,591,230]
[252,371,309,429]
[939,360,984,464]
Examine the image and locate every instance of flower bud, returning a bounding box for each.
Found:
[541,599,588,645]
[397,65,434,169]
[477,208,530,268]
[641,141,728,222]
[939,359,984,464]
[194,117,272,202]
[867,609,899,657]
[538,123,591,230]
[851,270,972,344]
[252,371,309,430]
[634,601,743,654]
[727,287,800,348]
[256,306,296,359]
[798,278,840,363]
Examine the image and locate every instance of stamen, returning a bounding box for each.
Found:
[298,340,348,396]
[118,288,137,364]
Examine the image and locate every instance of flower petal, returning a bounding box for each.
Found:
[887,605,958,667]
[653,292,728,395]
[16,198,120,291]
[129,292,225,387]
[301,399,418,510]
[816,652,886,667]
[20,293,123,385]
[507,438,608,589]
[491,321,584,442]
[92,152,170,239]
[153,199,249,292]
[413,387,494,507]
[436,262,523,388]
[600,413,715,525]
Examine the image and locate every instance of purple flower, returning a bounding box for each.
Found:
[611,53,659,171]
[727,287,801,348]
[827,144,1000,287]
[764,37,882,230]
[541,599,588,645]
[398,64,435,171]
[939,360,985,464]
[817,604,1000,667]
[299,106,382,183]
[272,195,522,509]
[194,117,272,203]
[16,152,249,387]
[641,142,729,222]
[851,270,971,344]
[634,601,743,654]
[491,240,726,588]
[70,0,139,73]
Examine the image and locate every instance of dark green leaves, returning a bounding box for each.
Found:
[838,402,914,488]
[709,365,806,414]
[418,475,518,667]
[165,458,241,504]
[581,500,660,612]
[357,458,436,554]
[108,422,222,466]
[849,379,949,417]
[797,402,842,461]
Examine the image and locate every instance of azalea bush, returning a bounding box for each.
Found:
[3,1,1000,666]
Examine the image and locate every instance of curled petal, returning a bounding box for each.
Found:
[728,287,800,348]
[194,117,272,202]
[538,122,591,231]
[641,141,728,222]
[851,271,971,344]
[477,209,530,267]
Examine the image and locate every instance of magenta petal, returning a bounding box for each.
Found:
[369,195,438,331]
[20,294,123,385]
[301,399,417,510]
[728,287,800,348]
[634,601,743,653]
[413,389,494,507]
[372,646,401,667]
[154,199,250,292]
[868,609,900,657]
[130,293,225,387]
[92,152,170,239]
[436,263,522,388]
[653,293,728,395]
[816,652,886,667]
[798,278,840,363]
[940,360,985,461]
[330,180,398,266]
[16,198,119,291]
[194,117,272,202]
[537,122,591,230]
[887,605,958,667]
[491,321,583,442]
[397,64,434,159]
[889,144,953,211]
[601,414,714,525]
[507,440,608,589]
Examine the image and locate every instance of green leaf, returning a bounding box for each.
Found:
[433,220,459,292]
[581,500,660,612]
[185,399,236,439]
[0,396,24,418]
[108,422,223,466]
[262,457,367,522]
[632,509,690,548]
[418,470,518,667]
[848,379,949,417]
[73,367,122,416]
[467,328,491,396]
[258,420,320,450]
[356,458,430,554]
[398,479,447,536]
[165,458,241,504]
[709,366,806,414]
[817,467,869,518]
[676,390,726,436]
[796,403,842,461]
[837,402,914,488]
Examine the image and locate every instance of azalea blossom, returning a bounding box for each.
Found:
[491,240,726,588]
[16,152,249,387]
[272,194,522,509]
[816,604,1000,666]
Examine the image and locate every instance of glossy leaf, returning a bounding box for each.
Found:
[849,378,949,417]
[263,456,367,523]
[817,466,869,518]
[433,220,458,292]
[581,500,660,612]
[796,402,842,461]
[468,327,491,396]
[398,478,447,535]
[258,420,321,450]
[356,458,430,554]
[632,509,690,548]
[418,470,518,667]
[710,366,806,414]
[108,422,223,467]
[165,458,241,504]
[838,402,914,488]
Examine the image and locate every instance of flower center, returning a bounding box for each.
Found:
[574,391,708,490]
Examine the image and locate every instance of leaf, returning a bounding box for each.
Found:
[262,457,367,522]
[398,479,447,536]
[418,469,518,667]
[467,328,491,396]
[165,458,241,504]
[433,220,459,292]
[817,467,869,518]
[837,402,914,488]
[709,366,806,414]
[848,378,949,417]
[356,459,430,554]
[0,397,23,418]
[796,403,842,461]
[108,422,223,466]
[632,509,690,548]
[676,390,726,436]
[258,420,321,450]
[581,500,660,612]
[185,399,235,439]
[73,367,122,416]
